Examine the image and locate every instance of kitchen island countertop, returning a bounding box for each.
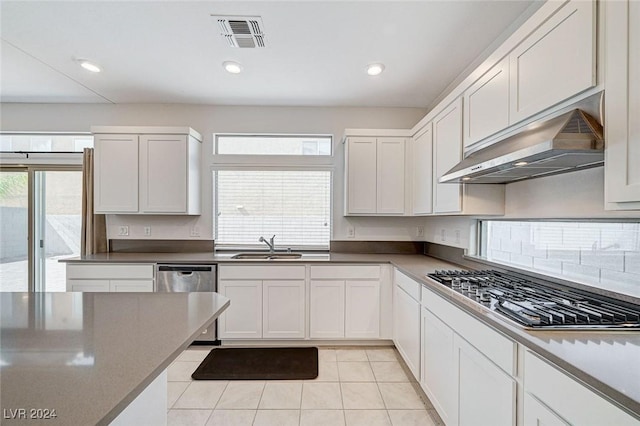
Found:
[0,291,230,425]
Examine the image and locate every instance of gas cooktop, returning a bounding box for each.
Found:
[427,270,640,330]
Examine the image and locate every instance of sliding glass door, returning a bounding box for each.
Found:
[0,170,29,291]
[0,168,82,292]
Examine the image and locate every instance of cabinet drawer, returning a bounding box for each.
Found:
[524,351,638,425]
[310,265,380,279]
[67,263,154,280]
[394,270,421,300]
[219,265,306,280]
[422,285,515,375]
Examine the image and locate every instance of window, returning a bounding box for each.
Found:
[0,134,93,152]
[479,220,640,298]
[215,134,332,156]
[213,134,333,250]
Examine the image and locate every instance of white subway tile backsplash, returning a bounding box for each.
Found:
[547,249,580,264]
[510,225,531,242]
[599,270,640,297]
[533,258,563,274]
[580,250,625,272]
[510,253,533,268]
[562,228,600,250]
[488,250,511,263]
[501,239,522,254]
[626,252,640,275]
[562,263,601,282]
[483,220,640,296]
[522,242,547,259]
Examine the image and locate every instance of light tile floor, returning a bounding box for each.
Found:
[167,347,444,426]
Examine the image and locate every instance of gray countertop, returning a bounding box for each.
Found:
[0,292,230,425]
[59,251,640,418]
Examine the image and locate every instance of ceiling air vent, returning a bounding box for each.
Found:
[214,16,266,48]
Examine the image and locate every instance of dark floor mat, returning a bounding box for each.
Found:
[191,347,318,380]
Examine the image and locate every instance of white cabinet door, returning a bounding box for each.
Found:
[524,393,570,426]
[433,98,463,214]
[412,125,433,215]
[110,280,154,292]
[456,334,515,426]
[421,308,456,426]
[463,57,510,148]
[376,138,405,214]
[218,280,262,339]
[393,285,420,379]
[509,0,596,124]
[94,134,139,213]
[67,280,110,292]
[605,0,640,207]
[262,280,305,339]
[345,280,380,338]
[139,135,187,213]
[310,280,345,339]
[346,137,377,214]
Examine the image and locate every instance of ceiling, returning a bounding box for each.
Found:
[0,1,537,107]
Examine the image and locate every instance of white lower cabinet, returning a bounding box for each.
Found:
[420,283,516,426]
[523,393,569,426]
[218,265,307,340]
[217,280,262,339]
[421,307,456,426]
[393,274,421,378]
[523,350,639,426]
[262,280,305,339]
[455,334,515,426]
[66,263,154,292]
[310,280,345,338]
[345,280,380,338]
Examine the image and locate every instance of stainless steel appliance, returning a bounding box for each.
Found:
[427,270,640,330]
[441,108,604,184]
[156,264,219,343]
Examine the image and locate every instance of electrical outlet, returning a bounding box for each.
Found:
[455,229,461,244]
[416,226,424,237]
[118,226,129,236]
[440,228,446,242]
[190,226,200,237]
[347,226,355,238]
[143,226,151,236]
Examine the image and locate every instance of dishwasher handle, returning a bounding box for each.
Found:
[157,265,213,272]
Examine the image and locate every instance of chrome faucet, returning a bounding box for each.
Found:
[259,235,276,253]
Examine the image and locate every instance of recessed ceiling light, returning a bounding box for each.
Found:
[514,161,528,166]
[462,177,471,181]
[367,63,385,76]
[223,61,243,74]
[78,60,101,73]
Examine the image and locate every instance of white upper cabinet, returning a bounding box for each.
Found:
[433,98,463,214]
[93,126,201,215]
[95,134,139,213]
[346,137,377,214]
[509,0,596,124]
[376,138,406,214]
[605,0,640,208]
[412,125,433,215]
[463,57,510,148]
[345,136,406,215]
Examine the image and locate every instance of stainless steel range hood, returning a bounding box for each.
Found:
[440,109,604,184]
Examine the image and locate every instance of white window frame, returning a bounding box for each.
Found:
[212,133,334,251]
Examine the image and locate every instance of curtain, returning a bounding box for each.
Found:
[81,148,107,255]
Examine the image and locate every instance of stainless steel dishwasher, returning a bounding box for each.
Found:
[156,264,219,344]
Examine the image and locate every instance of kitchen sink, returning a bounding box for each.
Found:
[231,253,303,260]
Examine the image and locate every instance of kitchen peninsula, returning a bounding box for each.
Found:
[0,291,229,425]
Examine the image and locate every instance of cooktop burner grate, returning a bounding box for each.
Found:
[427,270,640,329]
